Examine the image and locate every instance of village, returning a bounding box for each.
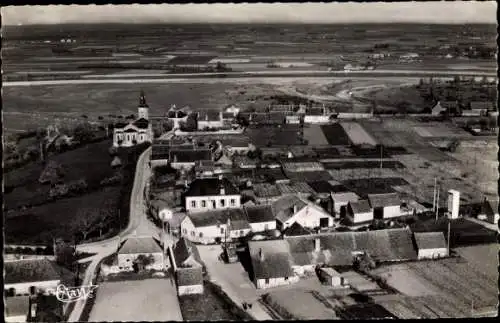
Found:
[5,86,498,321]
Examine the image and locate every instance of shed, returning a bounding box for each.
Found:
[414,232,448,260]
[368,193,401,220]
[319,267,345,287]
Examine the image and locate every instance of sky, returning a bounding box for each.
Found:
[1,2,497,26]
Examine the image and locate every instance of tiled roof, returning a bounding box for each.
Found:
[272,195,308,223]
[170,149,212,163]
[307,181,336,194]
[414,232,447,250]
[118,237,163,255]
[187,208,248,228]
[198,110,221,121]
[176,267,203,286]
[132,118,149,129]
[349,200,372,214]
[248,240,294,279]
[331,192,360,204]
[368,193,401,208]
[244,205,275,223]
[5,296,29,318]
[185,177,238,197]
[172,237,202,267]
[253,183,281,198]
[5,259,73,284]
[276,182,315,195]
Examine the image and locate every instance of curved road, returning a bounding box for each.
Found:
[68,145,172,322]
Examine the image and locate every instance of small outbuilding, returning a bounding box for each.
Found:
[414,232,449,260]
[318,267,346,287]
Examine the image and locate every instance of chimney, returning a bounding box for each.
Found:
[259,248,265,262]
[293,204,298,214]
[315,238,321,252]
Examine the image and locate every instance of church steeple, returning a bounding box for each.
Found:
[138,90,149,120]
[139,90,148,108]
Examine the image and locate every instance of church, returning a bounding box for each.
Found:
[113,91,154,147]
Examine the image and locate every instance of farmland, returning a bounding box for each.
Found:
[370,256,498,318]
[341,177,410,197]
[340,122,378,146]
[303,124,330,146]
[320,124,351,146]
[246,124,304,146]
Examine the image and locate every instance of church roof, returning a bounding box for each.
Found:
[133,118,149,129]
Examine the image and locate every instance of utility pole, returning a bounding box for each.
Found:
[433,178,437,214]
[447,219,451,255]
[435,184,440,222]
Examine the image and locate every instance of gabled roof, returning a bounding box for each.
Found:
[187,208,247,228]
[185,177,238,197]
[133,118,149,129]
[272,195,308,223]
[5,296,29,318]
[414,232,447,250]
[244,205,275,223]
[5,259,73,284]
[198,110,221,121]
[349,200,372,214]
[368,193,401,208]
[481,199,499,217]
[331,192,360,203]
[118,237,163,255]
[248,240,294,279]
[172,237,202,267]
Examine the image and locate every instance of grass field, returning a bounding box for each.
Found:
[303,124,330,145]
[246,125,303,146]
[88,279,183,322]
[340,122,378,146]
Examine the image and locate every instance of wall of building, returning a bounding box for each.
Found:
[171,162,196,171]
[229,228,252,239]
[113,128,151,147]
[332,200,350,214]
[292,264,316,277]
[347,211,374,224]
[255,276,299,289]
[5,280,60,296]
[249,221,277,233]
[181,217,227,244]
[337,113,373,119]
[151,159,170,168]
[286,205,334,229]
[178,284,204,296]
[198,120,224,130]
[304,115,330,124]
[186,195,241,213]
[117,252,164,271]
[5,314,28,323]
[383,206,401,219]
[417,248,449,260]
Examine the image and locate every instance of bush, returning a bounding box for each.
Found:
[39,161,65,184]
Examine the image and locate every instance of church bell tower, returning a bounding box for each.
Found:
[138,90,149,120]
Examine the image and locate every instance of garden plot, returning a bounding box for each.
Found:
[340,122,378,146]
[320,124,351,146]
[303,124,330,146]
[327,168,402,182]
[412,123,471,138]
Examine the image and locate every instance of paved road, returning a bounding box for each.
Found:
[69,145,179,322]
[196,245,273,321]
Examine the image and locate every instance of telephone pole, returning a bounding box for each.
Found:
[435,184,440,222]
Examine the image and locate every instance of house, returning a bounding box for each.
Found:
[431,101,447,116]
[180,208,251,244]
[318,267,346,287]
[197,110,224,130]
[170,238,204,295]
[478,199,499,225]
[248,240,299,289]
[286,115,301,124]
[243,205,277,232]
[346,200,373,225]
[166,105,189,129]
[184,176,241,213]
[303,106,330,124]
[169,148,213,170]
[368,193,401,219]
[113,91,153,147]
[414,232,449,260]
[331,192,360,218]
[4,259,74,297]
[225,104,240,117]
[272,195,334,230]
[5,296,30,323]
[117,237,165,271]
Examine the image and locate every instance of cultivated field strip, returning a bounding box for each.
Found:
[340,122,378,146]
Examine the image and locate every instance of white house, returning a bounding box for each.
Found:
[318,267,346,287]
[117,237,165,271]
[197,110,224,130]
[303,106,331,124]
[346,200,373,225]
[225,104,240,117]
[272,195,335,230]
[414,232,449,260]
[368,193,401,220]
[4,259,73,297]
[248,240,299,289]
[286,115,301,124]
[170,238,204,295]
[184,176,241,213]
[113,91,153,147]
[331,192,360,218]
[180,208,251,244]
[243,205,277,232]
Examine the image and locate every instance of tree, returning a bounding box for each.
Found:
[72,123,94,143]
[39,160,65,184]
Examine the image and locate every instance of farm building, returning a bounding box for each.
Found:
[414,232,449,260]
[244,205,277,232]
[197,110,224,130]
[368,193,402,220]
[170,238,204,295]
[286,115,301,124]
[331,192,360,218]
[318,267,346,287]
[170,148,212,170]
[446,190,460,219]
[303,107,331,124]
[282,161,324,173]
[4,296,30,323]
[113,91,153,147]
[184,176,241,213]
[272,195,334,230]
[248,240,299,289]
[346,200,374,225]
[276,182,316,197]
[478,199,499,225]
[4,259,74,297]
[117,237,165,271]
[180,208,251,244]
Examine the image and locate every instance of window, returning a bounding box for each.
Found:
[220,228,224,234]
[230,199,236,206]
[183,228,187,234]
[191,200,196,208]
[199,232,203,238]
[240,230,244,236]
[220,199,225,207]
[265,278,269,284]
[264,224,269,230]
[191,231,195,236]
[284,277,288,281]
[201,200,206,208]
